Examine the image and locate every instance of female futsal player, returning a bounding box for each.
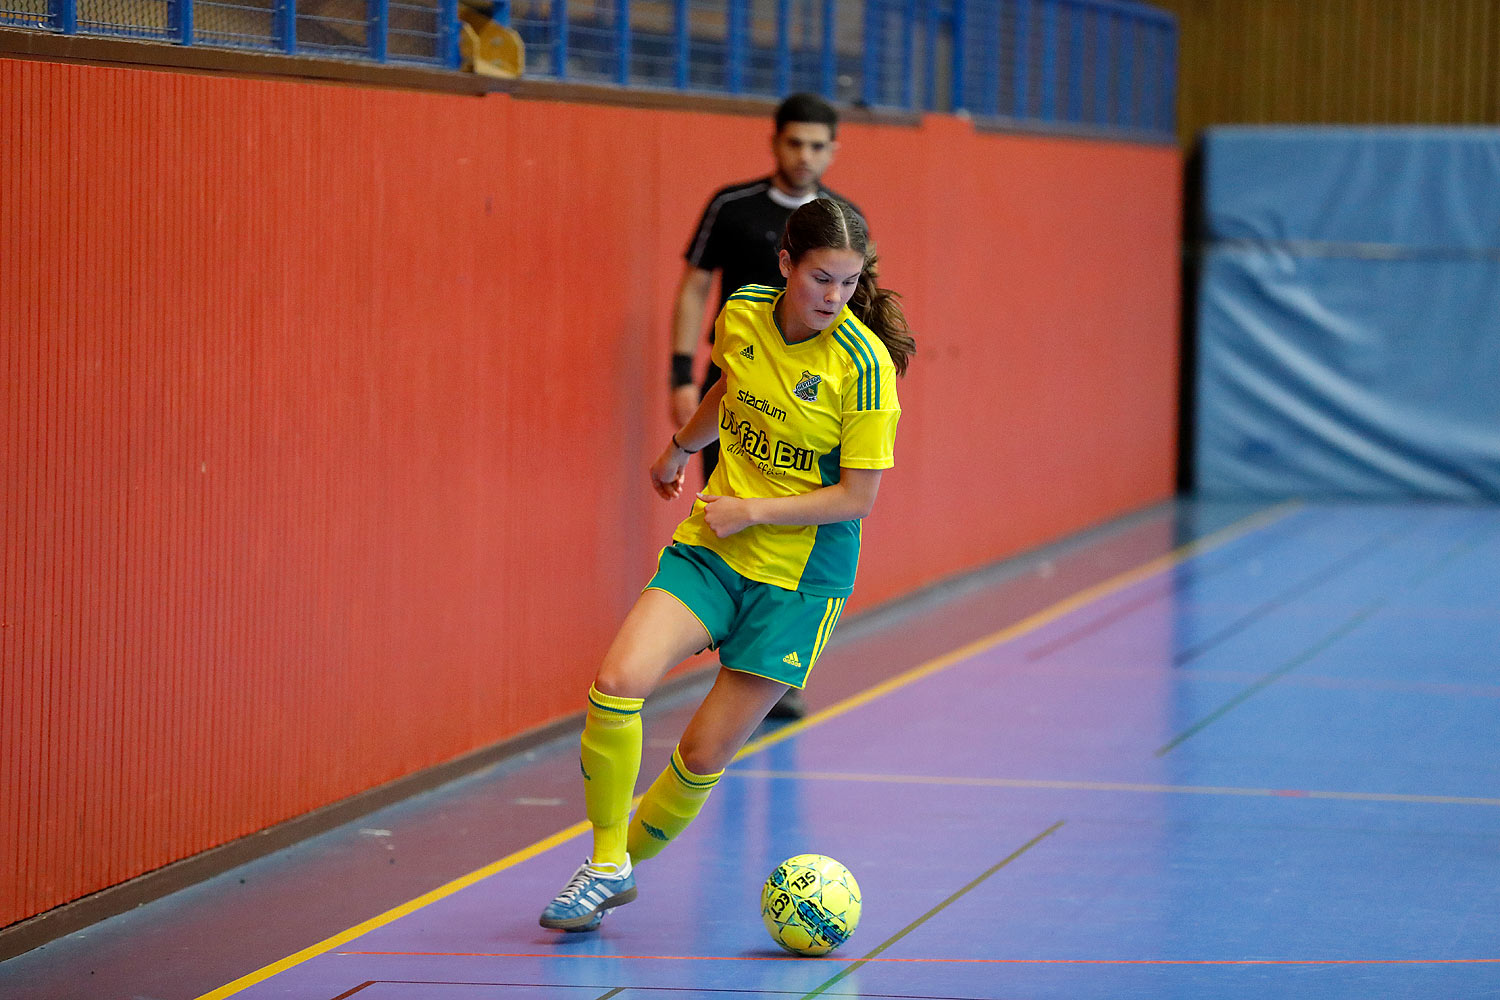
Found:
[540,197,915,931]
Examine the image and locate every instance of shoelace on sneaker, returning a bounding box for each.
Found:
[554,868,594,903]
[556,862,624,903]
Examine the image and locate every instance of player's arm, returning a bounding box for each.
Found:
[698,469,883,538]
[651,378,728,500]
[670,265,715,426]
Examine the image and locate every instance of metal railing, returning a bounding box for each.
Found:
[1,0,1173,136]
[501,0,1175,135]
[954,0,1176,130]
[0,0,461,66]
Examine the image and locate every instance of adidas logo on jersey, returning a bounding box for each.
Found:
[782,651,802,667]
[740,345,755,360]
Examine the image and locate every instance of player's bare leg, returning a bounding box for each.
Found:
[595,588,714,699]
[540,590,712,931]
[676,667,788,775]
[625,666,787,863]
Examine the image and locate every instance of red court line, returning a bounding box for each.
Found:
[338,952,1499,966]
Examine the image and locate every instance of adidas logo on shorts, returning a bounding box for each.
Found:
[740,345,755,360]
[782,651,801,667]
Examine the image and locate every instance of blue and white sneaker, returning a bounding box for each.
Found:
[539,858,637,931]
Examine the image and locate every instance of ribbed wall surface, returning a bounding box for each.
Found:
[1,57,1181,928]
[1150,0,1500,143]
[2,62,549,925]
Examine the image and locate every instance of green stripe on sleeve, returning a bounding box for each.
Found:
[839,321,882,411]
[830,326,865,410]
[833,322,876,411]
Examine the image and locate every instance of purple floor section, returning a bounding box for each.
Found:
[6,500,1500,1000]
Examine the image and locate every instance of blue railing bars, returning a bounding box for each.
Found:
[47,0,78,34]
[614,0,629,84]
[369,0,388,60]
[1,0,1173,137]
[275,0,296,54]
[725,0,744,92]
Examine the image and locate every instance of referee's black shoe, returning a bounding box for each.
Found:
[766,687,808,720]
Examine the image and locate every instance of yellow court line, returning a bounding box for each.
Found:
[194,500,1298,1000]
[726,769,1500,809]
[193,823,589,1000]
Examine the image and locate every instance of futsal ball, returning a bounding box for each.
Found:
[761,854,862,956]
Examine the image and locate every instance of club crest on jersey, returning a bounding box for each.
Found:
[793,370,821,402]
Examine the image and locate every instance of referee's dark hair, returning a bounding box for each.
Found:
[774,93,839,138]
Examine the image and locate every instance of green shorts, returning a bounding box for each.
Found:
[645,543,847,689]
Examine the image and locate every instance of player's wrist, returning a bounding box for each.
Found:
[670,353,695,389]
[671,432,702,455]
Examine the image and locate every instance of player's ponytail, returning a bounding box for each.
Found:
[782,198,915,377]
[846,251,913,377]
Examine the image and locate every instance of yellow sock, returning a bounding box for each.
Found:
[626,745,723,862]
[580,684,644,868]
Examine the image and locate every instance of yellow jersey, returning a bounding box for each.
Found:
[672,285,902,597]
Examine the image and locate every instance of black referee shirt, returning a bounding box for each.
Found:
[683,177,863,316]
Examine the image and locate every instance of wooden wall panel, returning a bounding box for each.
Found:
[1150,0,1500,143]
[1,57,1181,928]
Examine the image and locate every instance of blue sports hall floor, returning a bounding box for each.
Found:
[5,499,1499,1000]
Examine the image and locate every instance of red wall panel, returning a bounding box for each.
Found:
[1,57,1180,927]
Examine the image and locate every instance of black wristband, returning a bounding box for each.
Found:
[671,433,701,455]
[670,353,695,389]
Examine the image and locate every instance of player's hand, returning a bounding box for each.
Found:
[698,492,757,537]
[671,385,700,427]
[650,444,689,500]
